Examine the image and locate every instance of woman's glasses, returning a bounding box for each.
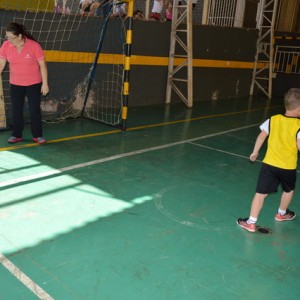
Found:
[5,35,17,40]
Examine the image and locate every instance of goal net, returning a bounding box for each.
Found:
[0,0,134,130]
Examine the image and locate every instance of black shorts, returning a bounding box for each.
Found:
[256,163,296,194]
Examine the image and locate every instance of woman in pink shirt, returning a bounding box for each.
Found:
[0,22,49,144]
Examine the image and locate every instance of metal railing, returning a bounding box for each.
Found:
[273,45,300,74]
[202,0,248,27]
[135,0,203,24]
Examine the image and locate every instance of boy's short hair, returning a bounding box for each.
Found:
[284,88,300,110]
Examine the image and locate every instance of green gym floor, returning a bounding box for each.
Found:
[0,96,300,300]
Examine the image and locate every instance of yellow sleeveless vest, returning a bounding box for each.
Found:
[263,115,300,169]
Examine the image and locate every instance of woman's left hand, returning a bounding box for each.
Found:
[41,83,49,96]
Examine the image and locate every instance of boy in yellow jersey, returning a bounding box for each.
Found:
[237,88,300,232]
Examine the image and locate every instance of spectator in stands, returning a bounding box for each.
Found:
[79,0,91,15]
[150,0,163,21]
[0,22,49,144]
[54,0,64,13]
[79,0,107,17]
[54,0,70,15]
[111,2,128,19]
[95,0,112,18]
[165,0,196,21]
[105,0,114,17]
[133,10,145,20]
[165,0,173,21]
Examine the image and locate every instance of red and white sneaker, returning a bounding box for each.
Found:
[275,209,296,222]
[33,137,46,144]
[236,218,256,232]
[8,136,23,143]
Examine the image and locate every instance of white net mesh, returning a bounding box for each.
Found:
[0,1,128,129]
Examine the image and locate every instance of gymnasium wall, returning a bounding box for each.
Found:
[0,9,260,109]
[131,21,258,105]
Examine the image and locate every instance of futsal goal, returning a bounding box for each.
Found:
[0,0,134,131]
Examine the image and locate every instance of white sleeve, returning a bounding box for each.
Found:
[259,119,269,134]
[260,118,300,138]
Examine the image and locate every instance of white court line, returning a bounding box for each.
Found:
[0,253,54,300]
[188,141,300,174]
[0,123,259,189]
[0,123,259,298]
[188,142,260,161]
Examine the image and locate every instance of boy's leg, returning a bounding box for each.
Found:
[279,190,294,211]
[237,193,267,232]
[249,192,267,219]
[275,169,296,221]
[275,190,296,221]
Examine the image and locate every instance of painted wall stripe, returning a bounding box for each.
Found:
[44,50,261,69]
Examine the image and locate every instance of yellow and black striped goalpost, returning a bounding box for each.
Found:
[121,0,134,131]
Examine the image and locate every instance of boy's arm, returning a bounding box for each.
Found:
[250,130,268,161]
[297,139,300,151]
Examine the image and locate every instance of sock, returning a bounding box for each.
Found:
[247,216,257,224]
[278,209,286,216]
